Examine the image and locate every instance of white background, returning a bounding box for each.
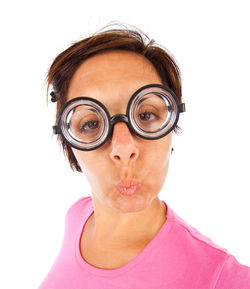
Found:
[0,0,249,288]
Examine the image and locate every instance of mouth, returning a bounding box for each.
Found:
[117,179,141,196]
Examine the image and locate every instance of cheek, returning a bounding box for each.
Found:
[147,146,171,190]
[149,152,170,178]
[72,149,109,176]
[145,138,171,164]
[142,138,172,183]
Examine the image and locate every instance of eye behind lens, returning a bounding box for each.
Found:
[58,97,111,150]
[127,84,179,139]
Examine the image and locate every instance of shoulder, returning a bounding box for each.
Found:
[66,195,92,212]
[213,254,250,288]
[65,195,93,222]
[170,208,229,254]
[168,207,250,287]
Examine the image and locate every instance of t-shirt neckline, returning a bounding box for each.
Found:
[74,199,174,277]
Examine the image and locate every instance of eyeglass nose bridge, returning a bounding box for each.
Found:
[109,114,133,138]
[110,114,129,126]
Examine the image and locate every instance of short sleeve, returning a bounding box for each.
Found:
[214,254,250,289]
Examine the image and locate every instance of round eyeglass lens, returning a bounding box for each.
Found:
[60,99,109,150]
[130,87,177,138]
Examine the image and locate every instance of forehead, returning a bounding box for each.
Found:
[67,50,162,111]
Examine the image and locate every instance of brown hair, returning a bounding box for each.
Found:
[47,26,182,172]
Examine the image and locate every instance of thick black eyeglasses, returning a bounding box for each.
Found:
[52,84,186,151]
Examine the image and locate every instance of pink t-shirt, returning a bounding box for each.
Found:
[38,196,250,288]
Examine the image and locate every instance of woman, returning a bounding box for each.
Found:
[39,27,250,288]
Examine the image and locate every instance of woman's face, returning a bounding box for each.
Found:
[67,50,172,213]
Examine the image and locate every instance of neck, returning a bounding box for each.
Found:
[87,196,167,250]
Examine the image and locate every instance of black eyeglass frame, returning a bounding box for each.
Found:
[52,83,186,151]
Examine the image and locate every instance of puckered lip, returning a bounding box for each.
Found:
[117,178,141,188]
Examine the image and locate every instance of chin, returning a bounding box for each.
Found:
[112,193,152,214]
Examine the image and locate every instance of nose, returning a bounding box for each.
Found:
[109,122,139,165]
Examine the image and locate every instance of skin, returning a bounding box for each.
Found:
[67,50,173,267]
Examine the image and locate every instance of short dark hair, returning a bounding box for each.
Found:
[47,26,182,172]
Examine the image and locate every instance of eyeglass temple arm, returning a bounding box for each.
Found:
[53,122,71,134]
[179,103,186,113]
[52,125,60,135]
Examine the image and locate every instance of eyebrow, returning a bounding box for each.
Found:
[137,96,170,112]
[71,96,170,115]
[137,97,150,105]
[72,106,98,113]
